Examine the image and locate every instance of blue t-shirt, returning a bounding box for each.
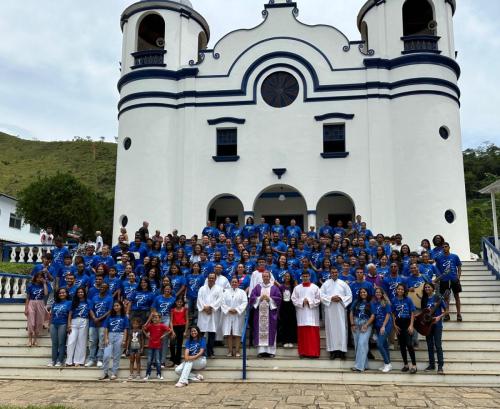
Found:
[435,253,461,281]
[58,264,76,281]
[294,269,318,284]
[104,315,130,333]
[185,337,207,356]
[105,276,122,296]
[186,274,205,299]
[349,280,375,300]
[423,295,447,329]
[73,274,90,290]
[257,223,270,240]
[406,274,429,290]
[271,225,285,239]
[382,275,407,301]
[273,267,290,284]
[122,281,138,301]
[352,300,371,321]
[391,297,416,319]
[419,264,438,281]
[242,224,257,239]
[286,225,302,239]
[221,260,237,280]
[89,294,114,327]
[170,275,186,295]
[199,261,215,277]
[338,273,354,286]
[92,255,115,270]
[370,300,393,332]
[72,301,90,319]
[152,295,176,317]
[51,300,72,325]
[26,283,51,300]
[130,291,155,311]
[51,246,70,267]
[87,286,111,301]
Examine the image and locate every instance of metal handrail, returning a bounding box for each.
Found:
[241,304,251,380]
[482,237,500,280]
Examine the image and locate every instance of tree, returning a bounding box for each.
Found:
[16,173,100,238]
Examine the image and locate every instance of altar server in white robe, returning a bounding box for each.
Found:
[197,273,223,358]
[291,270,321,358]
[320,267,353,360]
[221,277,248,357]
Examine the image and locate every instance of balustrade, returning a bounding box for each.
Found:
[0,273,29,302]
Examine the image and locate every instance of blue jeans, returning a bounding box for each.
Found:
[375,328,391,365]
[353,318,372,371]
[160,316,171,364]
[88,326,106,362]
[50,323,67,364]
[187,297,198,325]
[103,332,124,376]
[146,348,161,376]
[426,324,444,368]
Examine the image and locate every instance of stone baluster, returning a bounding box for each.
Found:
[36,247,43,263]
[12,276,20,298]
[27,247,34,263]
[4,277,12,299]
[18,276,27,298]
[18,247,26,263]
[0,276,4,299]
[10,247,17,263]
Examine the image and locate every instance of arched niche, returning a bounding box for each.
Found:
[207,194,244,229]
[137,13,166,52]
[316,192,355,229]
[403,0,436,36]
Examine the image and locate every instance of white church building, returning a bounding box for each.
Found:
[113,0,470,258]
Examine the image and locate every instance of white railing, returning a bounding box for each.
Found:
[2,244,76,264]
[0,273,29,302]
[482,238,500,280]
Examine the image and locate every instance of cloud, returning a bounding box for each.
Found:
[0,0,497,148]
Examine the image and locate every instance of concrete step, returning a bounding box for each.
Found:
[461,282,500,288]
[456,292,500,297]
[449,303,500,312]
[460,275,496,281]
[454,298,500,304]
[0,365,499,386]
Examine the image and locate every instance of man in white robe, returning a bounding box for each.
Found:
[320,267,352,360]
[207,264,230,342]
[221,277,248,357]
[197,273,223,358]
[291,270,321,358]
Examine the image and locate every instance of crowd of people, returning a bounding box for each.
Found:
[24,216,463,384]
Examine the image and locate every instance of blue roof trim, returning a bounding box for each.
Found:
[364,54,461,79]
[118,68,199,91]
[315,113,355,122]
[265,2,297,9]
[207,117,246,126]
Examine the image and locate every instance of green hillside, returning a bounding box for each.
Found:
[0,133,116,200]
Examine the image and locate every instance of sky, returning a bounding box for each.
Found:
[0,0,498,149]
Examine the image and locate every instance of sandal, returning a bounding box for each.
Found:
[457,314,463,322]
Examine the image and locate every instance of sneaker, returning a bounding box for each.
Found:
[410,367,417,374]
[47,362,54,367]
[54,362,62,367]
[96,361,103,368]
[443,314,450,322]
[351,367,363,372]
[110,374,117,380]
[157,375,164,380]
[165,361,175,368]
[84,361,95,367]
[457,314,463,322]
[425,365,436,372]
[378,366,385,371]
[99,374,109,381]
[382,364,392,373]
[143,375,150,381]
[196,374,204,381]
[175,382,186,388]
[437,367,444,375]
[401,366,409,372]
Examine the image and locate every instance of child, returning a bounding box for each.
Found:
[127,317,144,380]
[100,301,129,380]
[175,326,207,387]
[143,312,173,380]
[170,297,189,365]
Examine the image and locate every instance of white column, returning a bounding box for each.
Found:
[492,192,499,250]
[307,211,317,232]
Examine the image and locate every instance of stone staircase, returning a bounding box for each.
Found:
[1,261,499,385]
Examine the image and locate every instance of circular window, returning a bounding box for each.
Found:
[445,210,455,224]
[123,137,132,150]
[261,71,299,108]
[439,126,449,140]
[120,215,128,228]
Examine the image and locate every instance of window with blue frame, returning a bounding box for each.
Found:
[216,128,237,157]
[323,124,346,154]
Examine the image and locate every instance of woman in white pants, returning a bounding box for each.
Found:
[175,326,207,387]
[221,277,248,357]
[66,288,90,366]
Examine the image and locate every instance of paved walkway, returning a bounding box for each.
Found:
[1,380,500,408]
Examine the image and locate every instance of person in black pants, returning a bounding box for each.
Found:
[392,284,417,374]
[170,298,189,365]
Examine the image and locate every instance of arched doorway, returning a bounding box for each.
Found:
[316,192,355,229]
[207,194,244,229]
[253,185,307,230]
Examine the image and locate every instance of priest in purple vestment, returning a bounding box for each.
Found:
[249,271,282,357]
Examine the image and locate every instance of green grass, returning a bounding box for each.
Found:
[0,133,116,200]
[0,261,33,275]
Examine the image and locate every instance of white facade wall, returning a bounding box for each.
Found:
[0,195,40,244]
[114,0,470,258]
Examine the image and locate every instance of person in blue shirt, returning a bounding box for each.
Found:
[273,255,290,284]
[73,262,90,290]
[122,270,139,303]
[105,267,122,300]
[270,218,285,240]
[285,219,302,242]
[349,268,375,301]
[391,283,417,373]
[129,236,149,266]
[401,252,420,277]
[127,278,155,325]
[202,221,216,239]
[198,252,215,277]
[100,301,129,380]
[168,264,187,298]
[87,275,111,301]
[338,262,355,286]
[25,271,51,347]
[224,217,236,238]
[406,263,429,295]
[51,237,70,271]
[435,242,462,322]
[186,263,205,323]
[319,218,333,238]
[270,232,287,259]
[222,251,238,280]
[174,326,207,387]
[332,220,345,238]
[430,234,446,261]
[48,287,72,367]
[376,255,390,277]
[92,246,115,270]
[358,222,373,239]
[420,282,448,374]
[294,258,318,285]
[371,287,393,372]
[63,273,78,300]
[307,226,318,239]
[419,252,439,281]
[242,217,257,240]
[86,283,113,367]
[382,263,407,301]
[349,288,374,372]
[257,217,270,241]
[66,287,90,366]
[285,247,301,272]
